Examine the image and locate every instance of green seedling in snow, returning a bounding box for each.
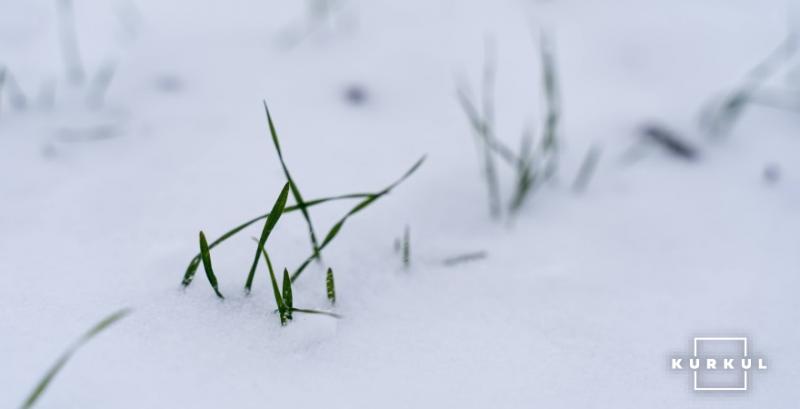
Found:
[182,155,425,288]
[326,267,336,305]
[261,249,340,325]
[20,309,130,409]
[282,268,293,320]
[457,33,563,219]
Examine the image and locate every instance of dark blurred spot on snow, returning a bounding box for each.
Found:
[154,75,183,93]
[343,84,368,106]
[56,125,118,142]
[763,163,780,184]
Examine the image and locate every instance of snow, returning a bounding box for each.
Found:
[2,0,800,407]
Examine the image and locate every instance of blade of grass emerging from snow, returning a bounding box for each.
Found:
[573,145,602,192]
[539,33,561,180]
[326,267,336,305]
[291,308,342,319]
[199,231,224,299]
[261,248,287,326]
[442,251,488,266]
[701,37,796,137]
[456,84,501,218]
[245,182,290,293]
[264,101,321,261]
[282,268,293,320]
[182,192,372,287]
[20,309,130,409]
[291,155,426,282]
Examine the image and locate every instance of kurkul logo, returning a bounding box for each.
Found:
[670,337,767,391]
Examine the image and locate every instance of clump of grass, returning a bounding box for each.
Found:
[20,308,130,409]
[183,102,424,323]
[262,248,340,325]
[457,33,563,219]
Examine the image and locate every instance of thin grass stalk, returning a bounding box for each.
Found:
[509,128,539,214]
[539,33,561,181]
[261,248,287,325]
[291,155,426,282]
[291,307,342,319]
[244,182,290,293]
[56,0,85,84]
[572,145,601,192]
[199,231,224,299]
[282,268,293,320]
[86,62,116,108]
[702,36,797,136]
[19,309,130,409]
[442,251,488,266]
[455,87,518,165]
[264,101,322,261]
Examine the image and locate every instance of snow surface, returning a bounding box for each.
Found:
[2,0,800,407]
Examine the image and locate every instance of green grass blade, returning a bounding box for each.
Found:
[326,267,336,305]
[245,182,291,293]
[282,268,293,319]
[573,145,602,192]
[264,101,321,260]
[20,309,130,409]
[260,248,286,326]
[442,251,488,266]
[539,32,561,180]
[291,308,342,319]
[509,163,538,214]
[199,231,224,299]
[182,193,376,287]
[290,156,426,282]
